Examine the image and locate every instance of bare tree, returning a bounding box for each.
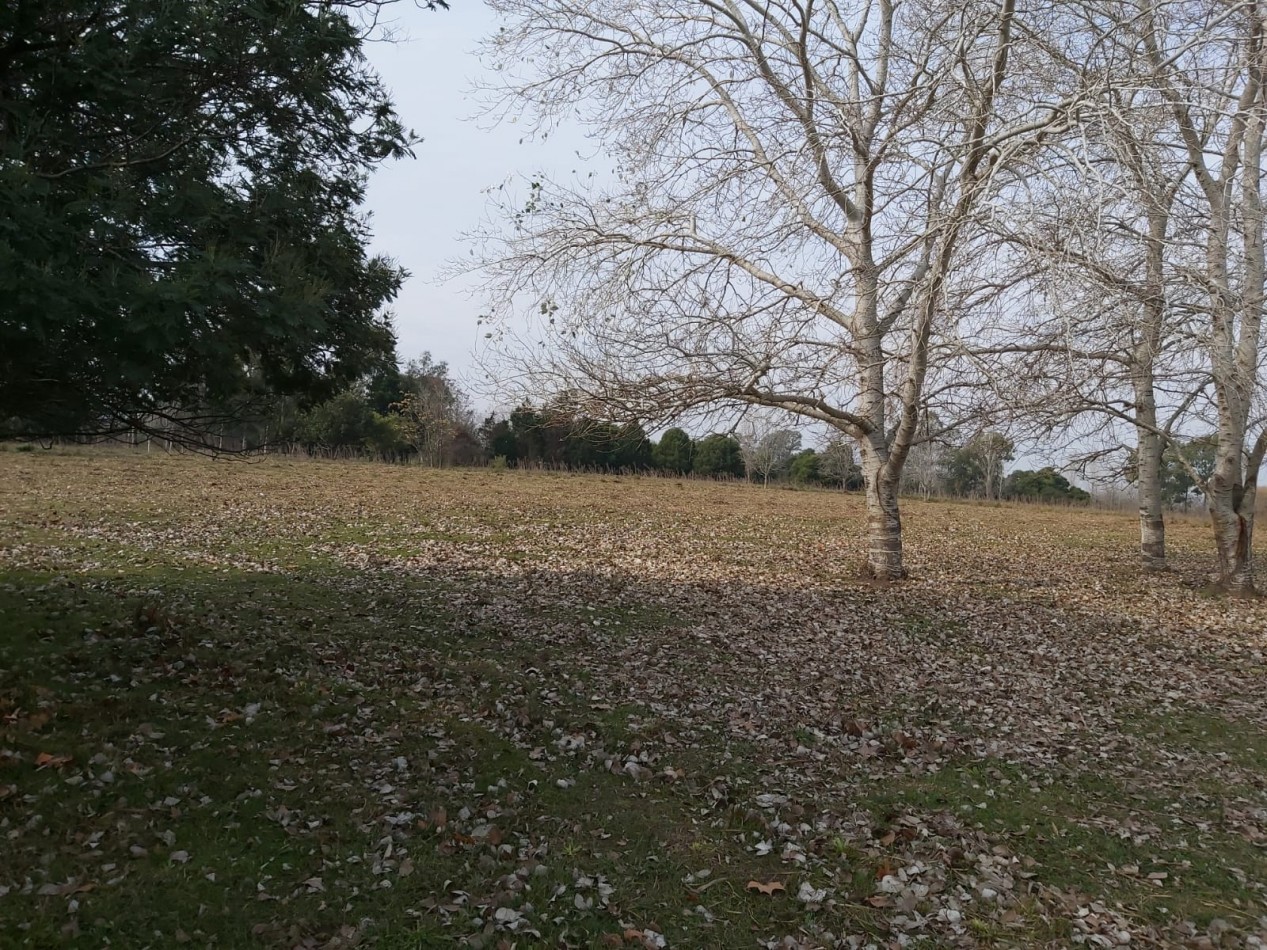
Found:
[985,4,1209,571]
[474,0,1069,578]
[1145,0,1267,592]
[393,357,473,467]
[975,431,1013,501]
[737,417,801,486]
[899,411,948,499]
[995,1,1267,589]
[939,429,1013,498]
[819,437,862,489]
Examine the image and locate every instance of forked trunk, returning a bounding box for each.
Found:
[1209,492,1255,594]
[862,456,905,580]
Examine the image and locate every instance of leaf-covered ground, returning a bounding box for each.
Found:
[1,451,1265,949]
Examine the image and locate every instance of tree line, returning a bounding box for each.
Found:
[183,362,1136,506]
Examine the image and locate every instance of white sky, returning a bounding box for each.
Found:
[362,2,591,413]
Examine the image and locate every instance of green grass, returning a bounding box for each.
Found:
[8,556,1260,947]
[0,563,866,948]
[854,755,1265,933]
[1126,706,1267,773]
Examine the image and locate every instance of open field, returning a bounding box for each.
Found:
[1,451,1265,949]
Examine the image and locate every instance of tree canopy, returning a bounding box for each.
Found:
[1004,469,1091,506]
[0,0,418,441]
[691,434,745,479]
[652,428,694,475]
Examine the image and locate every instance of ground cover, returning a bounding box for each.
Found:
[1,451,1264,948]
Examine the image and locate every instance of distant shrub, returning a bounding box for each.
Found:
[15,443,34,453]
[490,455,510,472]
[789,448,822,486]
[1004,467,1090,504]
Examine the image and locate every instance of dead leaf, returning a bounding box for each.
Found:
[26,711,51,731]
[746,880,786,895]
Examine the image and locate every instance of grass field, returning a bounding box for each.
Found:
[1,451,1265,949]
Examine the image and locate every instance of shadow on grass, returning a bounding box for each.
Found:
[1,547,1265,948]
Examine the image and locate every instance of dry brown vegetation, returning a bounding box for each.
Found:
[1,451,1265,949]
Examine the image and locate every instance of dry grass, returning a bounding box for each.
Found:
[1,451,1264,949]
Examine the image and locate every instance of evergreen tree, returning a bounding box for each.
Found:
[0,1,431,440]
[1004,468,1091,504]
[789,449,822,486]
[653,428,695,474]
[692,434,745,478]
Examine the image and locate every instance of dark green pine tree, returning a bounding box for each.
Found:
[0,1,436,440]
[652,427,694,474]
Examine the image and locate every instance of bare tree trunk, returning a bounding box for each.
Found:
[1134,342,1167,571]
[1208,431,1256,593]
[1136,424,1166,571]
[1135,199,1170,573]
[862,449,905,580]
[1209,491,1255,593]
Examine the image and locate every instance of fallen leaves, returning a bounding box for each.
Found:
[35,880,96,897]
[2,455,1267,949]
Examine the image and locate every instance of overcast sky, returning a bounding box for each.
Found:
[356,3,1071,471]
[361,2,590,412]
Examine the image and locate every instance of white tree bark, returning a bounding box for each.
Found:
[982,0,1267,582]
[1132,0,1267,590]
